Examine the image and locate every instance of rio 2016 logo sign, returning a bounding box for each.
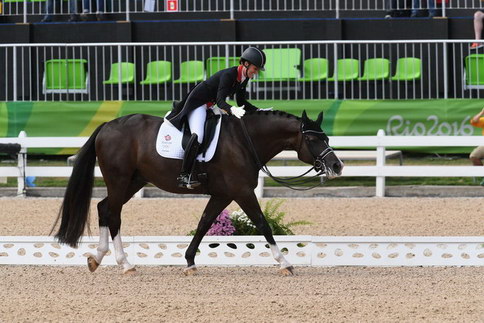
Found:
[386,115,474,136]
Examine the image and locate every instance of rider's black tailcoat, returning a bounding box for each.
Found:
[167,66,257,130]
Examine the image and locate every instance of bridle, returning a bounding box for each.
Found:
[300,124,337,175]
[240,119,335,191]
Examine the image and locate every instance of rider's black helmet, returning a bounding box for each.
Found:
[240,47,266,71]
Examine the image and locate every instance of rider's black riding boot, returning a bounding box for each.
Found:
[177,133,201,189]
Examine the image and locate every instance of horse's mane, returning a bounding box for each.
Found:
[244,109,301,121]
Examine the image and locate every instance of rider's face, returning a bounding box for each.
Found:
[244,63,260,79]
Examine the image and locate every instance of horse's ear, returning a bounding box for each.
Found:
[316,111,324,126]
[301,110,308,121]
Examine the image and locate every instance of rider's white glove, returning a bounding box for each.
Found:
[257,107,273,111]
[230,105,246,119]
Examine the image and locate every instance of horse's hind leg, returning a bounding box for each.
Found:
[235,193,294,276]
[88,177,146,274]
[86,198,110,272]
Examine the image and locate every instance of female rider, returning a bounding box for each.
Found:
[167,47,266,189]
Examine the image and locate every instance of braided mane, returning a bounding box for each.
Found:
[244,109,301,120]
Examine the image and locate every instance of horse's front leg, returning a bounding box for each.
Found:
[184,196,232,276]
[235,193,294,276]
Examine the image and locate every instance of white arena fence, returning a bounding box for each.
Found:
[1,0,481,21]
[2,40,484,101]
[1,129,484,197]
[0,235,482,266]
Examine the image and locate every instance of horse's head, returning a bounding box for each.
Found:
[298,110,344,179]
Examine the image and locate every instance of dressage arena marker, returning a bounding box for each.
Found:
[1,236,482,266]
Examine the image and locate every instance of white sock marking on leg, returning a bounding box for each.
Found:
[94,226,110,264]
[113,232,135,272]
[270,244,291,268]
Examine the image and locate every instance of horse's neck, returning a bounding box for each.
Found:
[245,114,299,164]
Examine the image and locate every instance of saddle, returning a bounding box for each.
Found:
[156,107,222,162]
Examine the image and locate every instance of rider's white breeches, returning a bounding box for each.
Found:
[188,104,206,144]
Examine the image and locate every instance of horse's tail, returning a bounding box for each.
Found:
[51,123,106,248]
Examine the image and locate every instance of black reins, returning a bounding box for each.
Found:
[240,119,329,191]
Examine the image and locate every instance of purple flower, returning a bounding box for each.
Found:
[207,209,236,236]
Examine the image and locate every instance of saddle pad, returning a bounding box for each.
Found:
[156,110,222,162]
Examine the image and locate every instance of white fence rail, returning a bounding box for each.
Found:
[2,40,484,102]
[1,129,484,197]
[1,0,481,21]
[0,235,482,266]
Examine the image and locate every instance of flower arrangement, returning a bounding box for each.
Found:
[189,199,310,236]
[206,209,236,236]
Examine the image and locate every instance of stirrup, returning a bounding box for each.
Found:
[177,173,200,189]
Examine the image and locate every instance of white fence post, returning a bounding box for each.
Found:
[13,46,17,102]
[17,131,27,197]
[229,0,234,19]
[375,129,386,197]
[117,45,123,100]
[23,0,27,23]
[125,0,130,21]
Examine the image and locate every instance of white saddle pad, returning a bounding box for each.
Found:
[156,109,222,162]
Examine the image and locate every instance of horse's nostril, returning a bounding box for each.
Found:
[333,163,342,174]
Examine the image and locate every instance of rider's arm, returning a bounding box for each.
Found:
[235,82,257,112]
[215,69,238,114]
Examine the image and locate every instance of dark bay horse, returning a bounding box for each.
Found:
[52,110,343,275]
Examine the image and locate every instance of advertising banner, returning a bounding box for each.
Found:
[0,99,482,154]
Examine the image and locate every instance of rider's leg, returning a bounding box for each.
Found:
[188,105,206,144]
[177,133,201,189]
[177,105,206,189]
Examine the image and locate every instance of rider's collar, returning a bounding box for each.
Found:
[237,65,247,83]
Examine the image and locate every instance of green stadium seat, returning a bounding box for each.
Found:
[328,58,360,81]
[464,54,484,90]
[255,48,301,82]
[297,58,328,82]
[103,62,135,85]
[206,57,239,78]
[140,61,172,85]
[390,57,421,81]
[358,58,390,81]
[173,60,204,84]
[43,58,88,94]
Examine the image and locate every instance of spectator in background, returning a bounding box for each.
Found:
[41,0,79,22]
[80,0,106,21]
[385,0,412,18]
[411,0,436,17]
[385,0,398,18]
[470,11,484,49]
[469,107,484,185]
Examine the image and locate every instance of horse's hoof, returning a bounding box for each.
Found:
[279,266,295,276]
[183,266,198,276]
[87,255,99,273]
[123,267,137,275]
